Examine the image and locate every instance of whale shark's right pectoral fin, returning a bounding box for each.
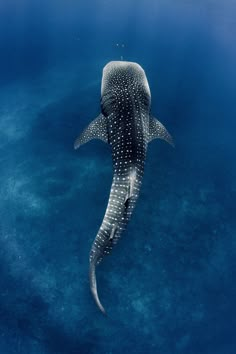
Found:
[74,113,108,149]
[148,115,175,147]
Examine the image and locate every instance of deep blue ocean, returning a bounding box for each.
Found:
[0,1,235,353]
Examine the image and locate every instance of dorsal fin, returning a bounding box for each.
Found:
[148,115,175,147]
[74,113,108,149]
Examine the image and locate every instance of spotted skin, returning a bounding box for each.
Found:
[74,61,174,314]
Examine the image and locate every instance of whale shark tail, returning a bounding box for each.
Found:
[89,260,106,315]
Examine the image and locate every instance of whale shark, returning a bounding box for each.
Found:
[74,61,174,314]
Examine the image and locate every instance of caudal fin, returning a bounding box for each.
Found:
[89,261,106,315]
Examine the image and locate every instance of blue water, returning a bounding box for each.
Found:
[0,1,235,353]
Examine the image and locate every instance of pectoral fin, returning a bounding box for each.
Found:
[74,113,108,149]
[148,115,174,147]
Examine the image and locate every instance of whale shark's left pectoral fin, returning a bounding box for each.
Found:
[74,113,108,149]
[148,115,175,147]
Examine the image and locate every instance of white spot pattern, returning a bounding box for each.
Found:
[74,61,173,268]
[90,61,151,264]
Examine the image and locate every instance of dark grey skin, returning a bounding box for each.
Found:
[74,61,174,314]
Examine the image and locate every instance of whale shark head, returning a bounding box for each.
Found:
[101,61,151,108]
